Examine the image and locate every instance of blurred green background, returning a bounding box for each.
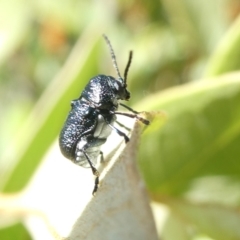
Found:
[1,0,240,239]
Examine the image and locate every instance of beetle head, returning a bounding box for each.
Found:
[103,34,132,101]
[111,77,130,101]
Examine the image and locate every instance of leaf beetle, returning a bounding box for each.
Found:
[59,35,149,195]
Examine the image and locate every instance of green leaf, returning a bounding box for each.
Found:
[205,15,240,76]
[167,199,240,240]
[0,223,31,240]
[138,72,240,197]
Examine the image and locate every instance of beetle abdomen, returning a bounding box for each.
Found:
[59,100,98,160]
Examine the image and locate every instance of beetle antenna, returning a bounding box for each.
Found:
[103,34,122,80]
[124,51,133,84]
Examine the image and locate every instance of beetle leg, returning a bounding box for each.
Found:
[115,120,131,131]
[92,176,99,196]
[82,150,100,195]
[100,151,104,163]
[120,103,139,114]
[107,123,130,143]
[115,111,150,125]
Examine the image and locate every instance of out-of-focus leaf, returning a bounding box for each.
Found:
[167,199,240,240]
[0,0,30,65]
[161,210,191,240]
[161,0,227,54]
[2,32,102,192]
[0,222,31,240]
[137,72,240,197]
[205,15,240,76]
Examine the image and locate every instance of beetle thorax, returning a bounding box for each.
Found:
[80,75,129,110]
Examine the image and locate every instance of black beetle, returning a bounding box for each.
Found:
[59,35,149,195]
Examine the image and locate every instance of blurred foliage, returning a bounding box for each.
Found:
[1,0,240,239]
[0,223,31,240]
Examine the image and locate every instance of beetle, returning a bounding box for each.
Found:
[59,35,149,195]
